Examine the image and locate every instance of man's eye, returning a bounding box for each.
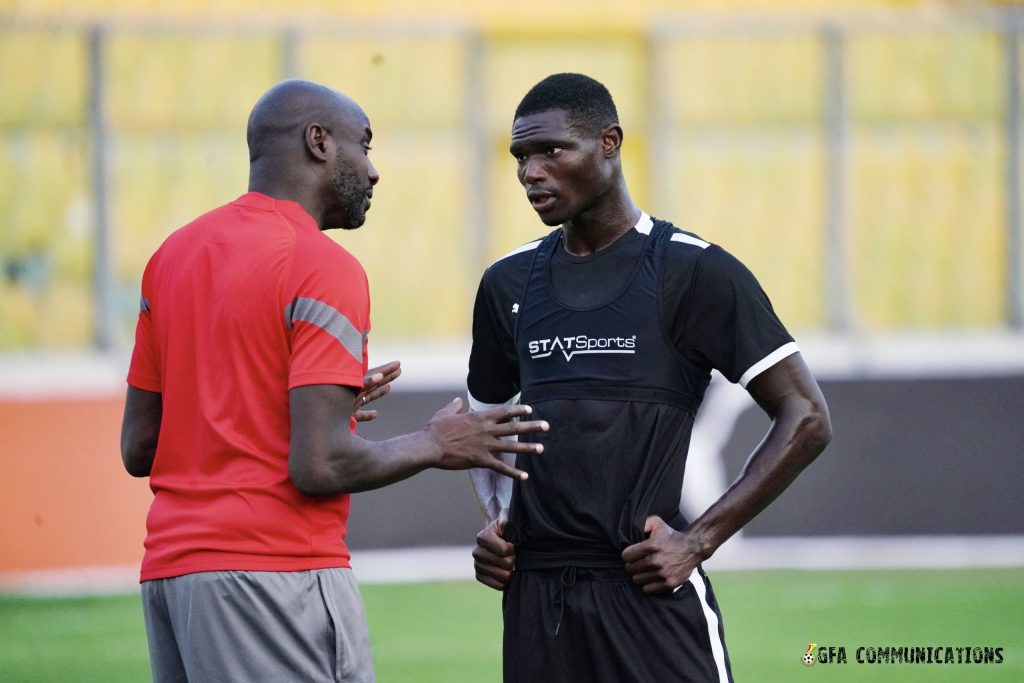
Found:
[546,147,562,156]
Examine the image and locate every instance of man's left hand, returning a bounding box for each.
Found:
[621,515,704,594]
[353,361,402,422]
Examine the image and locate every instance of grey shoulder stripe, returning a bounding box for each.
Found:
[140,296,151,313]
[285,297,365,363]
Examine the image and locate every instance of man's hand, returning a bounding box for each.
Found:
[426,398,547,481]
[473,512,516,591]
[353,361,401,422]
[625,354,832,586]
[621,515,705,594]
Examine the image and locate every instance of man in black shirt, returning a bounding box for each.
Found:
[469,73,832,682]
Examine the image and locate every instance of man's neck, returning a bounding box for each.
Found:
[249,167,325,229]
[561,201,641,258]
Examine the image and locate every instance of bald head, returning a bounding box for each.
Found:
[247,79,358,164]
[245,79,379,231]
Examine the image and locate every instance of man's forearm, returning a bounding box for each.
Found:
[470,459,514,522]
[291,427,443,496]
[289,386,544,497]
[685,404,831,559]
[467,392,520,521]
[121,386,163,477]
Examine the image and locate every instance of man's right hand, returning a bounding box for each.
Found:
[473,513,516,591]
[426,397,547,480]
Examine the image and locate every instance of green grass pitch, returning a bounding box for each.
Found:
[0,568,1020,682]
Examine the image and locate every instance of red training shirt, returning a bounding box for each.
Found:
[127,192,369,582]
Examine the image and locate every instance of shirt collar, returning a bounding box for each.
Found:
[231,192,319,231]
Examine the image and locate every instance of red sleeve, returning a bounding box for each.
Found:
[286,240,370,391]
[126,257,162,392]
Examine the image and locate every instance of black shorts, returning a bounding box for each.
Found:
[503,566,733,683]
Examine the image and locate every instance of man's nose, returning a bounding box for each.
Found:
[521,157,545,184]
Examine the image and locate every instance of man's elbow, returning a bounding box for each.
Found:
[289,453,343,497]
[291,474,334,497]
[802,401,833,455]
[122,446,154,477]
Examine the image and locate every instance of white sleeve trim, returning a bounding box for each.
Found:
[670,232,711,249]
[467,391,520,522]
[738,342,800,388]
[467,392,520,413]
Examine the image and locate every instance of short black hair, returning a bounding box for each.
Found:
[514,73,618,135]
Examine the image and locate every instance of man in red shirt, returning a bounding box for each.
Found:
[121,78,547,682]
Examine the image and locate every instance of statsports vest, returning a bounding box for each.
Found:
[507,220,708,569]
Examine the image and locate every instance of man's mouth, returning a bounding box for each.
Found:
[528,190,555,213]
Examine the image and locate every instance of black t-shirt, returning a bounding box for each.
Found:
[469,215,794,402]
[468,214,796,566]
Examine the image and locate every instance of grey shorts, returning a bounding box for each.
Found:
[141,568,374,683]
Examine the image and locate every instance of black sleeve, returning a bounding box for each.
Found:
[671,245,795,385]
[467,267,521,404]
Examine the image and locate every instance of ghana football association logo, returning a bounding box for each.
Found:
[803,643,817,667]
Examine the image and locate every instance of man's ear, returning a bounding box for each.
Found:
[305,123,330,161]
[601,124,623,158]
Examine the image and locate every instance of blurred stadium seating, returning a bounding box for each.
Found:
[1,3,1022,349]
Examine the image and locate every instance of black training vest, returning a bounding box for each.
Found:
[507,220,708,570]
